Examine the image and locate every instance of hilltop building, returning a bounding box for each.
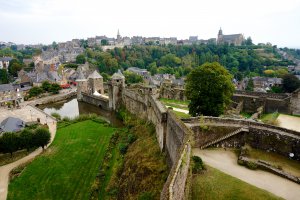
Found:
[217,28,244,46]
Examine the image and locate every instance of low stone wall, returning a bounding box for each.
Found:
[81,92,110,111]
[238,156,300,184]
[32,91,76,105]
[183,116,300,160]
[234,90,289,99]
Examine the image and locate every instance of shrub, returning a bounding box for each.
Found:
[127,134,137,144]
[119,143,128,155]
[192,156,205,173]
[51,112,61,120]
[246,161,258,170]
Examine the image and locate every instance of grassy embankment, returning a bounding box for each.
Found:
[8,119,115,200]
[95,109,169,200]
[245,146,300,177]
[160,98,191,118]
[191,166,283,200]
[260,112,279,125]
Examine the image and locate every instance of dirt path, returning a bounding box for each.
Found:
[0,107,57,200]
[193,149,300,200]
[277,114,300,132]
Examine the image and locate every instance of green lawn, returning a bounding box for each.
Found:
[160,98,190,106]
[192,166,283,200]
[8,120,115,200]
[260,112,279,124]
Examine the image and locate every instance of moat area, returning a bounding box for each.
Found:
[37,98,123,127]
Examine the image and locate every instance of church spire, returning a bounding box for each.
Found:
[218,27,223,35]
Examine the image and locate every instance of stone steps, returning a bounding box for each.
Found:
[200,127,249,149]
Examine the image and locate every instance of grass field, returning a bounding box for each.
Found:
[192,166,283,200]
[7,120,115,200]
[246,147,300,177]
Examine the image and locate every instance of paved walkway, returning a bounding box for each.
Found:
[193,149,300,200]
[0,106,57,200]
[165,105,189,114]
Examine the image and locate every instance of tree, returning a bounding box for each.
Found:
[246,78,254,91]
[33,128,51,150]
[19,129,34,152]
[282,74,300,93]
[0,132,19,157]
[42,81,51,92]
[76,54,86,64]
[245,37,253,46]
[49,83,61,94]
[0,69,9,84]
[124,71,143,84]
[101,39,108,46]
[28,86,44,97]
[185,62,234,116]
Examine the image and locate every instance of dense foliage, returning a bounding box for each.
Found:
[282,74,300,93]
[28,81,61,98]
[83,44,293,78]
[0,127,50,156]
[185,62,234,116]
[124,71,143,84]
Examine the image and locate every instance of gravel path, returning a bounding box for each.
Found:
[0,106,57,200]
[193,149,300,200]
[277,114,300,132]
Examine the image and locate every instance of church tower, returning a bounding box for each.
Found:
[117,29,121,43]
[217,27,223,44]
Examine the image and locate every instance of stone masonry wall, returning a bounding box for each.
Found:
[81,92,110,110]
[183,117,300,160]
[122,86,192,200]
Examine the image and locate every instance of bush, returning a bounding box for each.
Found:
[51,112,61,120]
[192,156,205,173]
[127,134,137,144]
[119,143,128,155]
[246,161,258,170]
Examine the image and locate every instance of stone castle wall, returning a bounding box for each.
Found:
[160,86,300,115]
[81,92,110,111]
[122,85,192,200]
[183,117,300,160]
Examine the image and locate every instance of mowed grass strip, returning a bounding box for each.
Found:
[192,166,283,200]
[8,120,115,200]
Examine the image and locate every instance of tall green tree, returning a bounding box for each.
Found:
[185,62,234,116]
[76,54,86,64]
[282,74,300,93]
[0,69,9,84]
[0,132,19,157]
[33,128,51,150]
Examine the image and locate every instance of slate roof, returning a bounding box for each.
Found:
[0,117,25,133]
[76,70,87,81]
[0,84,14,92]
[0,57,13,62]
[88,70,103,79]
[112,69,125,79]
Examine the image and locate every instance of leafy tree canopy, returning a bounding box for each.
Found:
[185,62,234,116]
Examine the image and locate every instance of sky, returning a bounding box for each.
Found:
[0,0,300,48]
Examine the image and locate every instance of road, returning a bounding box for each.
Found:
[193,149,300,200]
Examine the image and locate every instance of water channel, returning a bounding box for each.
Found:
[37,98,123,127]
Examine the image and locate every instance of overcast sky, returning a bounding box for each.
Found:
[0,0,300,48]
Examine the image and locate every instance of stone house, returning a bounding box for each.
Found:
[0,57,13,70]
